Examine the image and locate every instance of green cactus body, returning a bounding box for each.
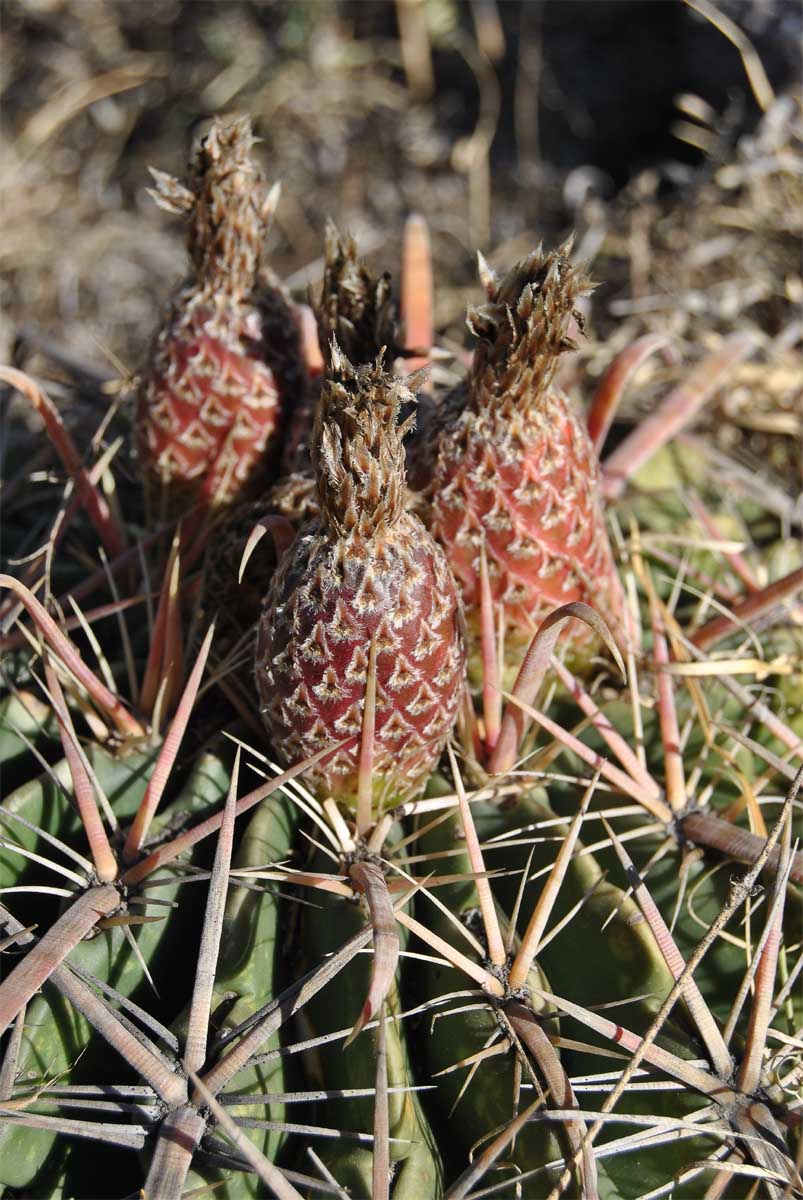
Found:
[177,793,299,1199]
[409,780,735,1199]
[471,787,750,1199]
[0,693,54,780]
[295,843,443,1197]
[0,747,230,1195]
[411,794,566,1192]
[482,789,674,1021]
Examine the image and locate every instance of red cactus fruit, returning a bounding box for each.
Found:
[256,347,465,809]
[426,244,627,656]
[136,116,303,517]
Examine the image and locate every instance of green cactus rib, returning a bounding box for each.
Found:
[174,791,300,1199]
[0,747,230,1194]
[0,693,55,775]
[412,785,745,1199]
[294,840,443,1197]
[410,798,568,1194]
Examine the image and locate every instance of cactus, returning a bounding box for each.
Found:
[1,114,801,1200]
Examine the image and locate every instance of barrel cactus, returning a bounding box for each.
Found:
[1,108,800,1200]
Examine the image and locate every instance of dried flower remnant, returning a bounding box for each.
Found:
[136,116,302,518]
[315,223,400,367]
[256,347,465,809]
[279,222,401,480]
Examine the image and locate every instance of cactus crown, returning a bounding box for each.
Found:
[149,115,273,296]
[312,344,414,537]
[315,222,398,365]
[468,241,593,420]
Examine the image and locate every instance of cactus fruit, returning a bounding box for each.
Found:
[424,245,627,660]
[200,226,404,666]
[256,348,465,808]
[136,116,304,518]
